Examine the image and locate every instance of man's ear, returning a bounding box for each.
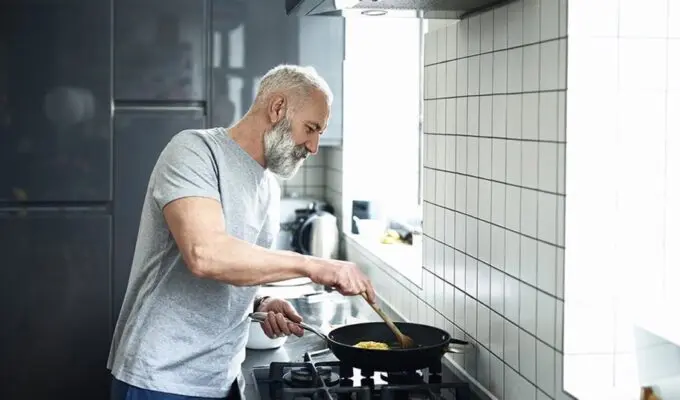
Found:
[267,95,286,124]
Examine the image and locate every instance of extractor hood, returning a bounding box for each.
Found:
[285,0,512,18]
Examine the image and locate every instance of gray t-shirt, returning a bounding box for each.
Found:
[107,127,280,398]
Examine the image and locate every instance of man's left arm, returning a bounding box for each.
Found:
[250,212,304,337]
[253,295,269,313]
[255,296,304,338]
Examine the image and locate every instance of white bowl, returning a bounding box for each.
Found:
[355,218,386,241]
[246,321,288,350]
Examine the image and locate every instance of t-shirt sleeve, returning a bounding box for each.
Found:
[151,131,221,210]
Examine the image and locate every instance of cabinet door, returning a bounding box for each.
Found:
[210,1,298,127]
[0,212,112,399]
[0,0,112,202]
[113,109,205,318]
[114,0,208,101]
[298,16,344,147]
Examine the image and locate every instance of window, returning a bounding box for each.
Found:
[341,17,425,285]
[563,11,680,397]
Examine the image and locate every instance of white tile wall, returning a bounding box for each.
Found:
[344,1,570,399]
[565,0,680,398]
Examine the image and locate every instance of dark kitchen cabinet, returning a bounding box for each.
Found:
[113,108,205,318]
[0,212,112,399]
[210,0,298,127]
[0,0,112,203]
[114,0,208,101]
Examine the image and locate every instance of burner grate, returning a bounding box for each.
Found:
[256,351,472,400]
[283,366,340,388]
[268,356,344,400]
[379,382,472,400]
[281,386,371,400]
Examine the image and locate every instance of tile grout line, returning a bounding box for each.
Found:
[533,0,542,391]
[424,35,567,68]
[470,13,482,381]
[510,1,524,394]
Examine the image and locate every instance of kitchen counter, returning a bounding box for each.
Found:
[240,294,486,400]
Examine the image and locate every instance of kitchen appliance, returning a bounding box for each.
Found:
[307,209,339,258]
[274,197,323,253]
[285,0,512,18]
[267,197,339,287]
[249,348,473,399]
[277,198,339,259]
[251,313,470,372]
[268,197,324,287]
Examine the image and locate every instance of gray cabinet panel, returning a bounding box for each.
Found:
[210,0,299,128]
[208,3,343,147]
[0,0,112,202]
[298,16,344,147]
[114,0,208,101]
[0,212,112,399]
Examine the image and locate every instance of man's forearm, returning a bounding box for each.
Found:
[185,232,323,286]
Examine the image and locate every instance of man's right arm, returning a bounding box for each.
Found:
[162,196,320,285]
[152,131,375,302]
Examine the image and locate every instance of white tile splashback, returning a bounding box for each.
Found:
[346,1,569,398]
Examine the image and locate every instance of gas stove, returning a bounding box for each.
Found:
[250,349,472,400]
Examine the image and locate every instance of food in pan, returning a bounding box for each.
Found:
[353,341,390,350]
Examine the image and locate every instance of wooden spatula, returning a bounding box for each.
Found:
[361,292,414,349]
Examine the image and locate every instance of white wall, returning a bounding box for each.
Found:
[564,0,680,398]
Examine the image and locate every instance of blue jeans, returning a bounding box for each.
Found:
[110,377,240,400]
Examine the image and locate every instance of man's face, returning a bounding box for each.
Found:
[264,89,330,180]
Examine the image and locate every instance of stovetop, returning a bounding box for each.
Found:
[250,349,471,400]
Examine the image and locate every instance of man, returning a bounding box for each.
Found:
[107,64,376,400]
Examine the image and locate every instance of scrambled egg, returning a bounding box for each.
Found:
[353,341,390,350]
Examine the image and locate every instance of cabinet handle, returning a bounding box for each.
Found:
[213,32,222,69]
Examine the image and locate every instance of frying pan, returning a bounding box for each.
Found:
[249,312,470,372]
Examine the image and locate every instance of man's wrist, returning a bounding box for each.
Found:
[254,295,270,312]
[301,254,322,280]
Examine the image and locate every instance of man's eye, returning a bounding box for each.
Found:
[306,126,314,133]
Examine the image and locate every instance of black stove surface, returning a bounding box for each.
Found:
[251,350,471,400]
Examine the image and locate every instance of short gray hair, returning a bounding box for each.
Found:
[255,64,333,111]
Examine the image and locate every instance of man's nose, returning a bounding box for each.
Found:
[306,135,319,155]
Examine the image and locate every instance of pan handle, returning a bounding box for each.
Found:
[248,312,328,341]
[444,338,471,354]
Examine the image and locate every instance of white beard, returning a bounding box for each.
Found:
[263,117,309,180]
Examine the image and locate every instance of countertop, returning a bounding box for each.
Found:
[240,294,486,400]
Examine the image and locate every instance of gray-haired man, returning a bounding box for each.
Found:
[108,65,376,400]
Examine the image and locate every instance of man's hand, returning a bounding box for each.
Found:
[256,298,304,338]
[307,259,377,304]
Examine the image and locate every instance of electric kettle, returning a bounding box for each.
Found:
[297,208,339,259]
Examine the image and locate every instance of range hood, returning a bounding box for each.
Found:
[285,0,511,18]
